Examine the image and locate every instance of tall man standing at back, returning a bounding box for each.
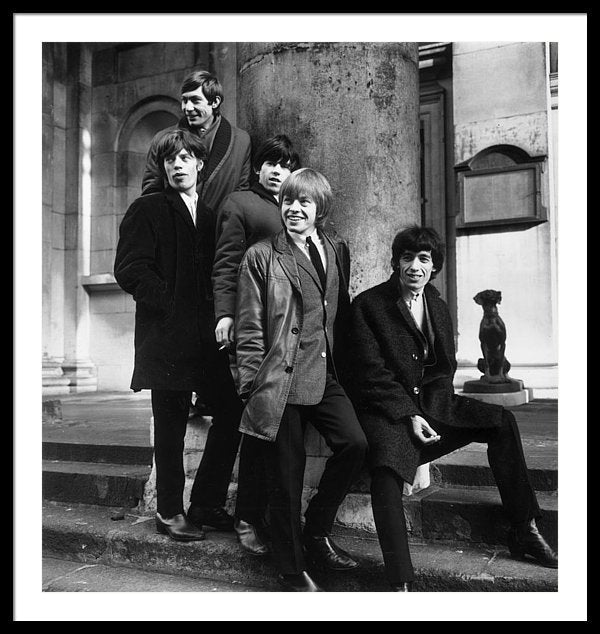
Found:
[142,69,251,214]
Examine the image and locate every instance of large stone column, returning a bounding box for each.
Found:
[236,42,421,296]
[235,43,421,526]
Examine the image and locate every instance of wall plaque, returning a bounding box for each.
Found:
[455,145,547,229]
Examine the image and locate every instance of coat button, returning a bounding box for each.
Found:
[413,386,420,395]
[291,327,299,335]
[321,351,327,358]
[285,366,293,374]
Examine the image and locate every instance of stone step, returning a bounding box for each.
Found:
[42,460,151,508]
[42,441,153,466]
[338,485,557,551]
[42,500,558,592]
[430,440,557,491]
[42,456,557,550]
[42,433,557,495]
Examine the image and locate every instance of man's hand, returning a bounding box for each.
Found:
[410,415,441,445]
[215,317,235,349]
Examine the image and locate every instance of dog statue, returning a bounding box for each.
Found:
[473,289,511,383]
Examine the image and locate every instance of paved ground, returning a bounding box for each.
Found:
[42,556,263,592]
[43,390,558,449]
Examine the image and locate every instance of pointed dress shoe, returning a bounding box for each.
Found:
[277,571,323,592]
[155,512,206,542]
[507,518,558,568]
[187,505,235,531]
[304,534,360,571]
[234,519,270,556]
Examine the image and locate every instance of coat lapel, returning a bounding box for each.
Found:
[202,116,232,190]
[295,246,324,292]
[273,231,302,295]
[165,188,196,233]
[384,275,433,355]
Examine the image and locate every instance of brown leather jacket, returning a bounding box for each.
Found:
[234,228,351,442]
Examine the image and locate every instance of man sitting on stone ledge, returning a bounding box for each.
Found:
[114,129,247,542]
[234,168,368,592]
[348,225,558,592]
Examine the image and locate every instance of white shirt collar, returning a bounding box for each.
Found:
[179,191,198,220]
[287,228,320,251]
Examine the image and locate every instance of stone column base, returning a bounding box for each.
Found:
[42,359,71,396]
[61,360,98,393]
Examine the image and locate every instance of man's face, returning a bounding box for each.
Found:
[164,148,202,194]
[397,250,435,293]
[181,86,219,129]
[281,193,317,236]
[257,160,292,198]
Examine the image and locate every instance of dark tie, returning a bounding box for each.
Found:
[305,235,326,290]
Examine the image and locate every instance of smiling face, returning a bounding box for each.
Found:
[181,86,220,129]
[164,148,202,196]
[257,160,292,199]
[281,193,317,237]
[396,250,435,294]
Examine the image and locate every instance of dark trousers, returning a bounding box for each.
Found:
[151,355,264,521]
[370,409,541,584]
[260,375,368,575]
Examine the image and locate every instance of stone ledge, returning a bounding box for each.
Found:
[42,500,558,592]
[81,273,121,292]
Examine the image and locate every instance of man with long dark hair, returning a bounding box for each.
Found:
[115,129,242,541]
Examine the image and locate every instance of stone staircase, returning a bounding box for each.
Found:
[41,395,558,592]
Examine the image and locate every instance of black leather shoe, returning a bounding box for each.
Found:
[234,519,270,556]
[390,582,413,592]
[277,571,323,592]
[508,519,558,568]
[304,534,359,571]
[188,505,234,531]
[155,513,206,542]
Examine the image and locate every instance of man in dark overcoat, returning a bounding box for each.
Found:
[349,225,558,591]
[141,68,251,213]
[114,129,242,541]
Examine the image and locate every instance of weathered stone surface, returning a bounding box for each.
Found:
[42,400,63,423]
[237,42,421,298]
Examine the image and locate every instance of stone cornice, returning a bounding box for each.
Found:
[418,42,452,69]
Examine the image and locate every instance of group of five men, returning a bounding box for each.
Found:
[114,69,557,592]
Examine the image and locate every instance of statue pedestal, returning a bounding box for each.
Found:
[462,378,529,406]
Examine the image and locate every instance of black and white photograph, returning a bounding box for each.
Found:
[14,11,587,621]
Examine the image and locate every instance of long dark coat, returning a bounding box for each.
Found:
[349,274,505,484]
[114,188,219,396]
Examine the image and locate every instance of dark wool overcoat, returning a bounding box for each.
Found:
[114,188,220,396]
[212,181,281,323]
[349,274,505,485]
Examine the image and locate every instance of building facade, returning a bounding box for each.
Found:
[42,41,558,398]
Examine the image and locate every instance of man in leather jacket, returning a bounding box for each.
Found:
[234,168,368,592]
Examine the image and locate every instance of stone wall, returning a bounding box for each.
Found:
[452,43,557,375]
